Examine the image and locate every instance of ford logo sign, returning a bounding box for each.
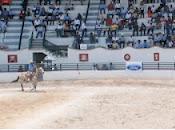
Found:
[127,64,142,71]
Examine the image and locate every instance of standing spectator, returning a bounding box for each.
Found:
[133,20,139,36]
[55,23,63,37]
[147,6,153,17]
[19,9,25,20]
[99,1,106,14]
[147,22,154,35]
[81,21,87,37]
[140,22,146,36]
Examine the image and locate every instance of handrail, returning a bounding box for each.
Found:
[43,27,46,47]
[81,0,90,38]
[2,62,175,72]
[18,0,28,50]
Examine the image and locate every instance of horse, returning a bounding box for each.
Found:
[13,66,44,92]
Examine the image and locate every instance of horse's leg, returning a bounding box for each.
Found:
[21,83,24,91]
[31,81,37,92]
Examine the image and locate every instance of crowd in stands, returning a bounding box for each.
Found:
[28,0,87,39]
[89,0,175,49]
[0,0,29,34]
[0,6,14,33]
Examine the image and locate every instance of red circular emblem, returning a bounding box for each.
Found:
[124,54,131,61]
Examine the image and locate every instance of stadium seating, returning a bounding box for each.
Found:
[0,0,174,51]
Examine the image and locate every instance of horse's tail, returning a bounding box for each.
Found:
[11,76,19,83]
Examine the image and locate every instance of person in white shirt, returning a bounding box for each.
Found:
[125,12,131,20]
[81,21,87,36]
[34,17,41,29]
[168,40,173,48]
[74,18,80,30]
[36,25,44,38]
[55,23,63,37]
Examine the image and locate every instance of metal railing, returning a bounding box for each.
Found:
[18,0,28,50]
[1,62,175,72]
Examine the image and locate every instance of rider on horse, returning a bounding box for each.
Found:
[27,60,36,81]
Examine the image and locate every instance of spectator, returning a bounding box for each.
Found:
[55,22,63,37]
[36,25,45,38]
[81,21,87,37]
[119,35,125,48]
[143,40,150,48]
[127,35,134,47]
[99,1,106,14]
[96,24,102,37]
[133,20,139,36]
[147,22,154,35]
[147,6,153,17]
[140,22,146,36]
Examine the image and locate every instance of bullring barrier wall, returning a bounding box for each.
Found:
[0,47,175,64]
[0,70,175,83]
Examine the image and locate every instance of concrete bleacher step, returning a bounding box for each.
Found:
[87,17,97,21]
[6,29,30,33]
[87,12,99,16]
[0,0,23,50]
[89,7,99,10]
[31,39,44,48]
[86,23,96,26]
[28,0,89,6]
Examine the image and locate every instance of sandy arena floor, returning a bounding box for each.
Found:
[1,79,175,129]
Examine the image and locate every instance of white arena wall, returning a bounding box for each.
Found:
[0,47,174,64]
[0,70,175,83]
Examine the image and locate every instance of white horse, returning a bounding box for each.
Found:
[13,66,44,91]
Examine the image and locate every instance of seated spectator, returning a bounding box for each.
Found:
[127,35,134,47]
[89,32,97,44]
[112,40,118,49]
[64,13,71,22]
[135,40,142,48]
[36,25,45,38]
[96,24,102,37]
[160,34,167,47]
[115,2,121,13]
[143,40,150,48]
[168,39,174,48]
[119,35,125,48]
[34,17,41,29]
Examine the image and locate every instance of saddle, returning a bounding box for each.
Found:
[25,72,33,82]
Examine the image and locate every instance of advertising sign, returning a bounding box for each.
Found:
[126,62,143,71]
[79,54,88,62]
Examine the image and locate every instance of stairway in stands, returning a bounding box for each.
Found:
[0,0,30,50]
[86,0,100,35]
[82,0,100,44]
